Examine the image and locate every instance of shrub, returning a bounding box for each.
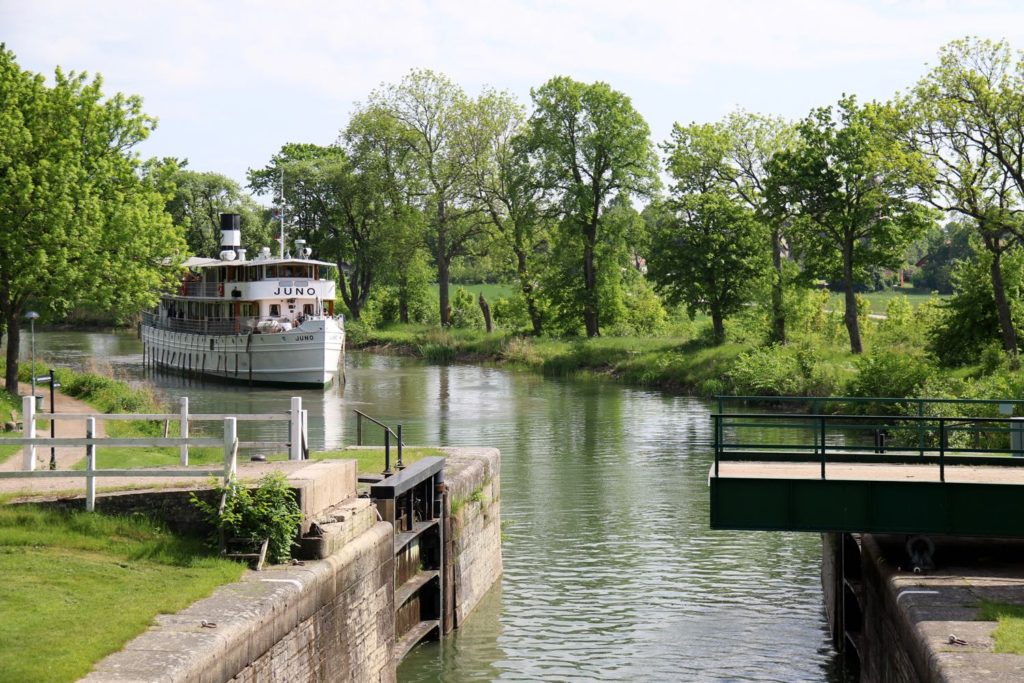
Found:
[191,472,303,565]
[450,287,485,329]
[492,294,531,331]
[845,350,936,401]
[728,345,803,396]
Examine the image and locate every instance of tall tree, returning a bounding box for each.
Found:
[653,122,770,343]
[466,89,550,335]
[766,95,933,354]
[364,69,489,326]
[908,38,1024,356]
[528,76,659,337]
[722,112,797,343]
[164,166,273,257]
[248,136,412,321]
[0,46,185,393]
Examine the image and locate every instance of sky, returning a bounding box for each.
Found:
[5,0,1024,196]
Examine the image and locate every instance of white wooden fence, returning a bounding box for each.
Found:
[0,396,309,512]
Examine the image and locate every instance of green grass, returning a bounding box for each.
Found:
[830,288,946,313]
[978,600,1024,654]
[0,390,22,465]
[78,439,443,475]
[73,419,223,470]
[436,282,516,302]
[315,446,444,475]
[0,506,244,683]
[350,323,754,395]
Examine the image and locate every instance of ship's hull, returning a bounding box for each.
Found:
[140,317,344,386]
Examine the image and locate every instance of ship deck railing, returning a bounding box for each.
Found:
[141,311,337,336]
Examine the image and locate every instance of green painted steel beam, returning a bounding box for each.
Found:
[710,478,1024,537]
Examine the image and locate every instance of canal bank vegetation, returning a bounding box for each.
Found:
[0,505,244,683]
[347,280,1024,412]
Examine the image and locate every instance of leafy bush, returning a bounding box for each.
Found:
[728,345,804,396]
[928,247,1024,365]
[450,287,485,329]
[492,294,532,331]
[613,277,667,336]
[360,280,437,328]
[728,343,839,397]
[191,472,303,565]
[845,350,936,401]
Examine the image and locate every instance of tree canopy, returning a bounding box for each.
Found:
[528,76,659,337]
[766,95,933,353]
[0,45,185,393]
[908,37,1024,356]
[652,122,770,343]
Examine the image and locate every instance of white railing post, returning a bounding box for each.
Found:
[86,417,96,512]
[22,394,36,471]
[290,397,302,460]
[179,396,189,466]
[301,409,309,459]
[223,417,237,482]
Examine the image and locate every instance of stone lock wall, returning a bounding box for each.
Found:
[445,448,503,628]
[82,522,396,683]
[77,451,502,682]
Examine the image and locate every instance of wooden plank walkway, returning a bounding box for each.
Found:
[713,460,1024,485]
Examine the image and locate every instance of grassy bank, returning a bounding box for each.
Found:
[347,314,1021,409]
[349,323,834,395]
[0,506,244,683]
[0,391,22,463]
[349,323,751,392]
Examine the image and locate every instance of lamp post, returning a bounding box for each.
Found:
[25,311,38,397]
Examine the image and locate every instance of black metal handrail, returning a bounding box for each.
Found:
[713,412,1024,483]
[717,394,1024,414]
[354,409,406,474]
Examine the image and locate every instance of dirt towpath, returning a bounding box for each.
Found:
[1,383,106,474]
[1,388,317,499]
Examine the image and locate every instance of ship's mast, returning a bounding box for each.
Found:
[279,169,286,258]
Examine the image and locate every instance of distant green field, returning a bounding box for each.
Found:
[436,283,516,301]
[830,288,946,312]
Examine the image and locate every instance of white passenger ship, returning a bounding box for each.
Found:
[140,214,345,386]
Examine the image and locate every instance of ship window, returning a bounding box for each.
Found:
[303,304,314,315]
[270,304,280,316]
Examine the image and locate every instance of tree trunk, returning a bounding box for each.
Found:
[516,249,542,336]
[478,294,492,333]
[770,227,786,344]
[711,306,725,345]
[437,202,450,327]
[341,269,361,321]
[990,247,1018,356]
[842,246,863,354]
[583,237,599,337]
[4,313,20,395]
[438,253,450,327]
[399,297,409,324]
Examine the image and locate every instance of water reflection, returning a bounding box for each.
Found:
[12,331,847,681]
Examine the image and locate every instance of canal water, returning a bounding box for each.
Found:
[17,330,847,681]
